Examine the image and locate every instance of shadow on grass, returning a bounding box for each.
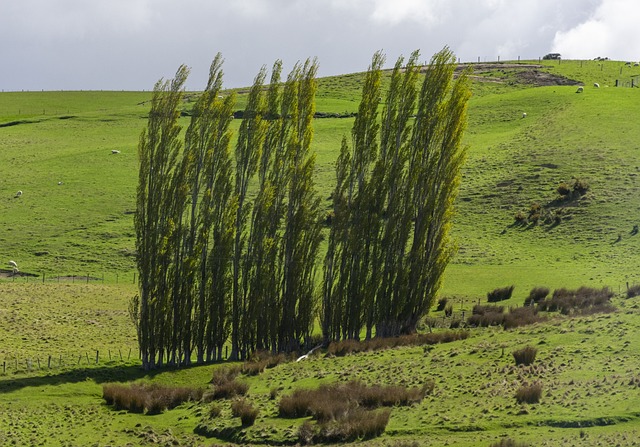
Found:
[0,361,220,394]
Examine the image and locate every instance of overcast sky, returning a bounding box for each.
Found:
[1,0,639,91]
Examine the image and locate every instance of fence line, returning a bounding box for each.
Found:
[1,347,139,375]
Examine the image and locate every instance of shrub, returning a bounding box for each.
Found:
[231,399,259,426]
[242,351,287,376]
[206,366,249,400]
[311,408,391,443]
[436,297,448,311]
[444,304,453,317]
[208,403,222,419]
[556,182,571,196]
[490,439,530,447]
[537,286,614,315]
[524,287,549,306]
[512,346,537,366]
[102,383,203,414]
[503,306,544,329]
[326,330,469,356]
[572,178,589,195]
[627,284,640,298]
[487,285,515,303]
[467,306,505,327]
[515,383,542,404]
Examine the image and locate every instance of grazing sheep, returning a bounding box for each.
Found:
[576,86,584,93]
[522,112,527,118]
[15,190,22,197]
[8,260,18,274]
[594,82,600,88]
[111,150,121,154]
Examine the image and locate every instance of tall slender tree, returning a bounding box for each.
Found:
[134,65,189,370]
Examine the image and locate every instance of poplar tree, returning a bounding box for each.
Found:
[231,68,267,360]
[134,65,189,370]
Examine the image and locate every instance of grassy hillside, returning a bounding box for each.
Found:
[1,59,640,446]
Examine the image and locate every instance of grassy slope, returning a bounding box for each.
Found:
[0,60,640,446]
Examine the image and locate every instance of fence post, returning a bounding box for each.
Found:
[119,349,122,361]
[128,348,131,360]
[96,350,99,364]
[48,355,52,368]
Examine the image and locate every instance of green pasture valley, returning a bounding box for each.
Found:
[1,59,640,446]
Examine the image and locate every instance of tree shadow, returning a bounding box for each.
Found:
[0,361,218,394]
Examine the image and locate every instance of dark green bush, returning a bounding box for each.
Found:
[487,285,515,302]
[436,297,448,311]
[626,284,640,298]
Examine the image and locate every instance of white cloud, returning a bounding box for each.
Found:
[1,0,635,91]
[553,0,640,60]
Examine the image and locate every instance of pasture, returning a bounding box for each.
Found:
[1,59,640,446]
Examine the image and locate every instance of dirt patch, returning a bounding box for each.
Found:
[454,63,582,87]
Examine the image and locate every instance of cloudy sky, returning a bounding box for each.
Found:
[1,0,638,91]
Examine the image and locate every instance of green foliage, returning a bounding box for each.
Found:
[323,47,471,342]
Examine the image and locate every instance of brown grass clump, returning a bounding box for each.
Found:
[626,284,640,298]
[242,351,287,376]
[487,285,515,303]
[231,398,259,426]
[537,286,614,315]
[489,439,530,447]
[285,381,407,444]
[467,305,505,327]
[102,382,203,415]
[512,346,537,366]
[204,366,249,400]
[515,383,542,404]
[326,330,469,356]
[503,306,545,329]
[524,287,549,306]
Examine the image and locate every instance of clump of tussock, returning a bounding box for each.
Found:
[503,306,545,329]
[467,305,505,327]
[241,350,287,376]
[524,287,550,306]
[204,366,249,401]
[512,346,537,366]
[102,382,203,415]
[326,331,469,356]
[515,382,542,404]
[487,285,515,303]
[285,380,423,444]
[489,439,530,447]
[231,398,259,426]
[626,284,640,298]
[537,286,614,315]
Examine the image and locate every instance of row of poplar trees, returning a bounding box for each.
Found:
[132,48,470,370]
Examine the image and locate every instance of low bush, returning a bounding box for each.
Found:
[298,408,391,444]
[326,330,469,356]
[436,297,448,311]
[102,383,203,415]
[626,284,640,298]
[503,306,545,329]
[489,439,530,447]
[537,286,614,315]
[242,351,287,376]
[467,305,505,327]
[205,366,249,400]
[231,399,259,426]
[487,285,515,303]
[512,346,537,366]
[515,383,542,404]
[444,304,453,317]
[524,287,549,306]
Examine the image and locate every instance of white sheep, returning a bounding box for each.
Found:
[593,83,600,88]
[522,112,527,118]
[15,190,22,197]
[111,150,121,154]
[8,260,18,274]
[576,86,584,93]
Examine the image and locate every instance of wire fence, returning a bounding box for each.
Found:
[1,347,139,375]
[0,270,138,285]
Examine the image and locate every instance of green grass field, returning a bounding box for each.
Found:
[1,59,639,446]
